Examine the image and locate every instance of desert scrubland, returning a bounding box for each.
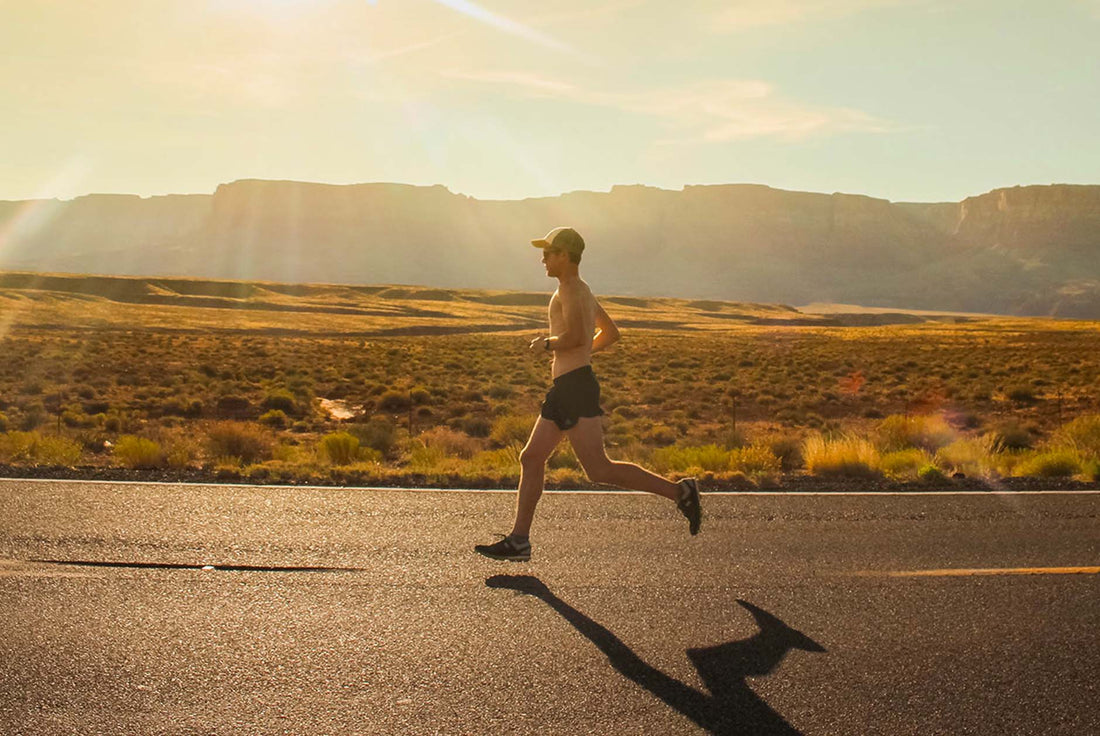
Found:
[1,273,1097,489]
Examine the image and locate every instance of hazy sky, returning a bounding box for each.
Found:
[2,0,1098,202]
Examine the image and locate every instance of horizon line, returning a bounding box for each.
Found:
[4,178,1097,207]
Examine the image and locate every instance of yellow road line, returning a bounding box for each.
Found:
[859,566,1100,578]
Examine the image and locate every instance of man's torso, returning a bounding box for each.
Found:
[548,280,596,379]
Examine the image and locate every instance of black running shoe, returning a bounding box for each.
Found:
[474,535,532,562]
[677,478,702,535]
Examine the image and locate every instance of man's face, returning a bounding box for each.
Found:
[541,247,567,277]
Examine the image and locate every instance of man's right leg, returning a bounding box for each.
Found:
[510,416,564,538]
[475,416,562,561]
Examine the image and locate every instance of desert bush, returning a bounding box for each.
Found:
[988,422,1035,451]
[319,432,363,465]
[768,434,804,471]
[1006,385,1037,403]
[453,414,492,438]
[470,446,521,473]
[728,444,782,475]
[406,442,462,472]
[20,404,47,431]
[0,413,8,433]
[548,444,580,470]
[652,444,729,473]
[1013,449,1083,478]
[349,419,397,455]
[378,390,411,412]
[0,431,82,465]
[215,395,252,416]
[165,442,198,469]
[802,435,882,478]
[935,436,998,477]
[1053,414,1100,459]
[114,436,165,469]
[876,414,955,453]
[879,449,933,479]
[206,421,272,464]
[259,409,289,428]
[261,389,299,416]
[917,464,948,482]
[643,423,677,446]
[419,426,481,458]
[490,414,531,448]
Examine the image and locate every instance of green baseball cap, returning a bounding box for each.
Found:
[531,226,585,257]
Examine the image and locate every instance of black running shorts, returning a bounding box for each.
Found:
[540,365,604,431]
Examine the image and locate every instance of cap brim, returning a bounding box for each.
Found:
[531,239,550,248]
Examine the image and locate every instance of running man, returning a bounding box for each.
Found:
[475,227,701,562]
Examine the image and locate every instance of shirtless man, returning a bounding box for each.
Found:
[474,226,701,562]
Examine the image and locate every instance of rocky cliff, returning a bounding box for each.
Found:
[1,180,1097,318]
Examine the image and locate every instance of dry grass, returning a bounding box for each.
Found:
[0,273,1097,484]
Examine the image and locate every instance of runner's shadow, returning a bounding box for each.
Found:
[486,575,825,736]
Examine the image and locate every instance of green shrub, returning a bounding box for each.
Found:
[768,434,804,471]
[728,444,781,475]
[1013,450,1083,478]
[880,449,933,479]
[1054,414,1100,459]
[349,419,397,455]
[319,432,362,465]
[876,414,954,453]
[0,413,9,433]
[917,464,948,482]
[261,389,299,416]
[114,435,165,469]
[378,390,411,412]
[652,444,730,473]
[547,444,580,470]
[259,409,289,428]
[802,435,882,478]
[1006,385,1037,403]
[470,446,521,473]
[458,415,492,438]
[989,422,1034,451]
[490,414,532,448]
[0,431,82,465]
[419,426,481,458]
[935,436,997,477]
[215,395,252,416]
[406,442,460,472]
[206,421,272,464]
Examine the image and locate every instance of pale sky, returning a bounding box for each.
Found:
[2,0,1098,203]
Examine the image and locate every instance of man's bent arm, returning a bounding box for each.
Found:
[591,301,620,353]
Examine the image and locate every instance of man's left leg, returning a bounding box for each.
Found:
[567,417,702,534]
[567,417,678,499]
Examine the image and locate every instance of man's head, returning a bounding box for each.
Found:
[531,226,585,266]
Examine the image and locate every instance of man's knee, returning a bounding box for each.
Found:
[519,446,548,468]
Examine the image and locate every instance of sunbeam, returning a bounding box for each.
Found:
[426,0,578,56]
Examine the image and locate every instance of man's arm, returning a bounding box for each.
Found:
[591,300,620,353]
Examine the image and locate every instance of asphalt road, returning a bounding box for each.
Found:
[1,480,1098,735]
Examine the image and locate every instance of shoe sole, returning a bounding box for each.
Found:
[474,548,531,562]
[680,479,702,535]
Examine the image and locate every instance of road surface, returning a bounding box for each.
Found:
[1,480,1098,735]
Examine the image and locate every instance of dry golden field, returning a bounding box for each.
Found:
[1,272,1098,487]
